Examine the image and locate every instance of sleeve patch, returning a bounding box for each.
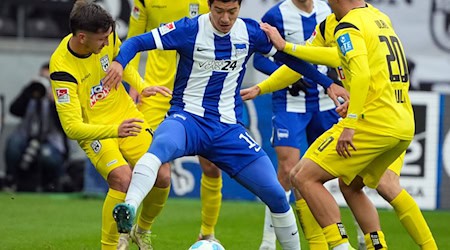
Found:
[337,33,353,56]
[158,22,176,36]
[55,88,70,103]
[131,6,140,20]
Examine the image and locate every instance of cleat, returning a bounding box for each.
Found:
[113,203,136,233]
[117,233,130,250]
[198,233,220,243]
[130,225,153,250]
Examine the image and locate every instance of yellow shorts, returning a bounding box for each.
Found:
[304,124,411,188]
[79,121,153,180]
[387,151,405,175]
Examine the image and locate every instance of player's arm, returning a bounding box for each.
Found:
[50,71,119,140]
[335,24,369,129]
[127,0,148,72]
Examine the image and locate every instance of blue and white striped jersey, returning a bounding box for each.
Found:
[260,0,334,113]
[150,14,276,124]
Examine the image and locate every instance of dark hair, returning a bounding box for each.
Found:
[69,0,115,35]
[208,0,242,5]
[41,62,49,71]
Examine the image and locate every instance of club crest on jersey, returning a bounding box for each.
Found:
[90,82,110,107]
[100,55,109,72]
[234,43,248,55]
[337,33,353,56]
[91,140,102,153]
[189,3,199,18]
[131,6,140,20]
[55,88,70,103]
[159,22,176,35]
[277,129,289,140]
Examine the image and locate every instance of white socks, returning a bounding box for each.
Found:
[260,190,293,250]
[271,206,301,250]
[125,153,162,209]
[332,242,352,250]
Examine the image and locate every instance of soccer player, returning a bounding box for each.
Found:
[258,0,417,249]
[49,1,171,249]
[247,2,437,249]
[252,0,338,249]
[126,0,223,242]
[105,0,347,248]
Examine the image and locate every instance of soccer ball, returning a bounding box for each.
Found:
[188,240,225,250]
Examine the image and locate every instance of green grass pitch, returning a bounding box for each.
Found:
[0,193,448,249]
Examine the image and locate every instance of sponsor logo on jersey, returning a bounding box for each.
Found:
[337,33,353,56]
[55,88,70,103]
[106,159,118,167]
[159,22,176,35]
[100,55,110,72]
[234,43,248,55]
[189,3,199,18]
[91,140,102,153]
[198,59,238,72]
[90,82,110,107]
[131,6,140,20]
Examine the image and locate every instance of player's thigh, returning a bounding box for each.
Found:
[272,111,311,149]
[306,109,340,144]
[360,140,410,188]
[119,120,153,167]
[304,125,405,187]
[79,139,128,180]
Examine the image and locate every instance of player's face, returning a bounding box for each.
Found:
[82,27,112,54]
[209,1,240,33]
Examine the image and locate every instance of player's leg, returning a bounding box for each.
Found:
[80,139,131,250]
[234,155,300,250]
[377,156,437,250]
[198,156,222,241]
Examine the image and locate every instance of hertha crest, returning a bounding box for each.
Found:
[100,55,110,72]
[430,0,450,52]
[189,4,199,18]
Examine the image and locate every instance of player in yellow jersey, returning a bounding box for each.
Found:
[242,3,437,250]
[49,1,171,249]
[126,0,223,242]
[249,1,417,249]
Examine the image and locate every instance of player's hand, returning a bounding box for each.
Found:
[118,118,143,137]
[104,61,124,90]
[141,86,172,97]
[260,23,286,51]
[335,101,349,118]
[336,128,356,158]
[327,83,349,107]
[240,85,261,101]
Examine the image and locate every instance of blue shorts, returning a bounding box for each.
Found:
[149,111,267,177]
[272,109,340,148]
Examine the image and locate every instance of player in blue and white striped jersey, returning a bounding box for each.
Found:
[252,1,339,249]
[106,1,346,248]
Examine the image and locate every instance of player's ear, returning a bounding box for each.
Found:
[78,32,87,43]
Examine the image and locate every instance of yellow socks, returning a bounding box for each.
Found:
[390,189,437,250]
[138,186,170,230]
[323,223,350,249]
[200,173,223,236]
[101,189,126,249]
[295,199,328,250]
[364,231,387,250]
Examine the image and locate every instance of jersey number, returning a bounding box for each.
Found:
[379,35,409,83]
[239,132,261,152]
[222,60,237,71]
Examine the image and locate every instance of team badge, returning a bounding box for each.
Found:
[100,55,109,72]
[159,22,176,35]
[91,140,102,153]
[131,6,140,20]
[55,88,70,103]
[189,3,199,18]
[337,33,353,56]
[234,43,248,55]
[277,128,289,140]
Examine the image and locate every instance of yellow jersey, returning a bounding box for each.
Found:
[127,0,209,114]
[50,32,147,141]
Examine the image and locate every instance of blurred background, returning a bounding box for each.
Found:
[0,0,449,210]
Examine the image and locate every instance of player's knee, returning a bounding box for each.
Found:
[266,188,291,213]
[200,158,221,178]
[338,178,351,196]
[376,171,402,202]
[107,166,132,192]
[154,163,171,188]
